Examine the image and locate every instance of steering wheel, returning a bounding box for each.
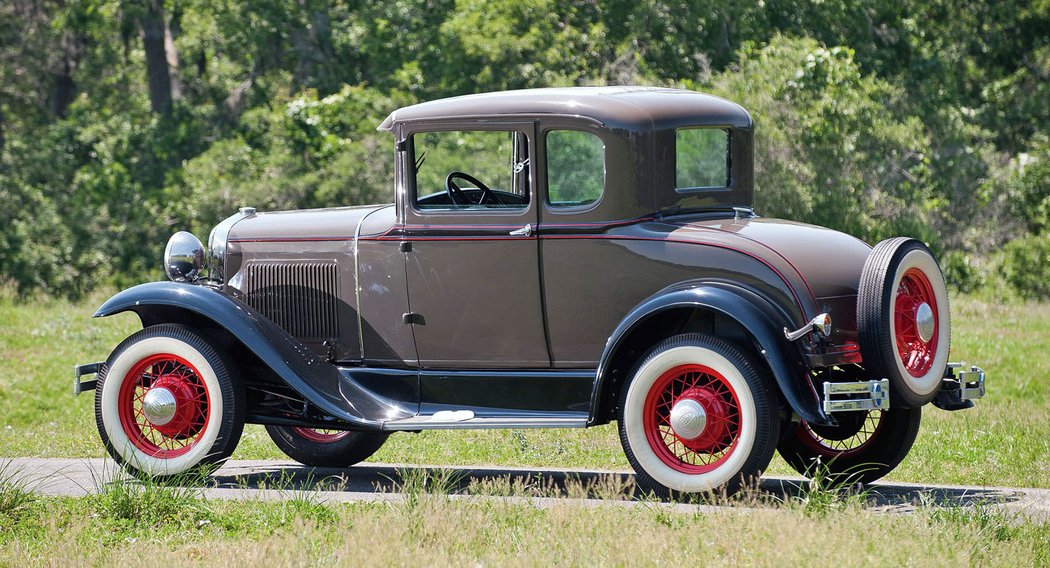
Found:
[445,171,503,206]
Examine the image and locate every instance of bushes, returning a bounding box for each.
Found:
[1002,236,1050,300]
[0,2,1047,298]
[703,37,935,248]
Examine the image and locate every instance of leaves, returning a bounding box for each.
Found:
[0,0,1046,297]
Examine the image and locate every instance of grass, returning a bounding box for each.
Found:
[0,290,1047,488]
[0,485,1046,566]
[0,462,35,525]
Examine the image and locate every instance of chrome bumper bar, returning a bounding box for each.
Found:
[821,362,986,414]
[933,362,986,410]
[822,379,889,413]
[73,362,103,395]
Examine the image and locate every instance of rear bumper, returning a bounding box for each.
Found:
[73,362,103,395]
[932,363,986,411]
[822,362,985,414]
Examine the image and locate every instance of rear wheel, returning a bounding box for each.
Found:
[265,425,389,467]
[777,406,921,485]
[95,324,245,478]
[618,333,780,496]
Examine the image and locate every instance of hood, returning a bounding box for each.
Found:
[226,204,391,243]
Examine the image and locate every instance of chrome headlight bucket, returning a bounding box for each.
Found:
[164,231,205,282]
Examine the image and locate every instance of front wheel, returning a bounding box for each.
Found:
[95,324,245,478]
[265,425,389,468]
[617,333,780,496]
[777,406,921,485]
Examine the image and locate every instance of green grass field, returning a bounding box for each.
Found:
[0,473,1047,566]
[0,291,1046,487]
[0,292,1048,564]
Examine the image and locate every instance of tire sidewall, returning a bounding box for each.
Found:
[99,335,225,476]
[887,248,951,398]
[622,344,759,493]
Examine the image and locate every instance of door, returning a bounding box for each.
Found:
[402,123,550,368]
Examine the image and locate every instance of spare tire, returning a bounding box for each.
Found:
[857,238,950,408]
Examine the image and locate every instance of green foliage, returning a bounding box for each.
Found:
[1003,235,1050,300]
[174,85,399,237]
[703,37,934,246]
[940,251,985,295]
[0,0,1047,296]
[90,477,210,529]
[1007,140,1050,236]
[0,462,36,526]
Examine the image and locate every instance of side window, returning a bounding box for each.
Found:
[546,130,605,208]
[676,128,731,190]
[413,130,530,210]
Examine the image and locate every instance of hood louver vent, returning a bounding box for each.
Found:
[243,261,339,340]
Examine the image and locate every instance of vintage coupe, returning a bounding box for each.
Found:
[75,87,985,494]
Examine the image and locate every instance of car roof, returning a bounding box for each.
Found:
[378,86,752,132]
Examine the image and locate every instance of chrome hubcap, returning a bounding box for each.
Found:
[669,399,707,440]
[916,302,935,342]
[142,387,177,426]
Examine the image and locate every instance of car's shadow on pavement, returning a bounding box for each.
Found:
[208,461,1024,511]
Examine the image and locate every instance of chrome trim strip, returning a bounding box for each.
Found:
[353,205,395,359]
[207,207,256,283]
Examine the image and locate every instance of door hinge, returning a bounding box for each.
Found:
[402,312,426,325]
[399,241,413,253]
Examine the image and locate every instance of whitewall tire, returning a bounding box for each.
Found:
[858,238,951,407]
[617,333,779,495]
[94,324,245,478]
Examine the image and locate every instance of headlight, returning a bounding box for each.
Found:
[163,231,205,282]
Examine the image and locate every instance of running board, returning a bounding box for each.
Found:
[382,410,588,431]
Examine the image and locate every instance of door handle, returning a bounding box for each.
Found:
[509,223,532,237]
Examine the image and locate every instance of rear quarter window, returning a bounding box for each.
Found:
[546,130,605,208]
[676,128,731,191]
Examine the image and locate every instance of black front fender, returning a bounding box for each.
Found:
[592,282,831,426]
[95,282,413,428]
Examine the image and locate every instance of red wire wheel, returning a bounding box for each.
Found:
[95,324,245,479]
[893,269,939,378]
[777,406,923,485]
[642,364,741,474]
[796,410,883,459]
[858,238,951,407]
[618,334,780,496]
[289,428,352,443]
[117,353,211,458]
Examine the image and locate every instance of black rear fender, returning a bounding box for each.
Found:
[591,281,831,427]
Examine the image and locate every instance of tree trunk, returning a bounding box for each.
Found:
[51,57,76,118]
[291,1,335,91]
[165,6,183,102]
[141,0,173,114]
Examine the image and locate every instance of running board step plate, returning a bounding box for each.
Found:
[382,412,588,431]
[822,379,890,413]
